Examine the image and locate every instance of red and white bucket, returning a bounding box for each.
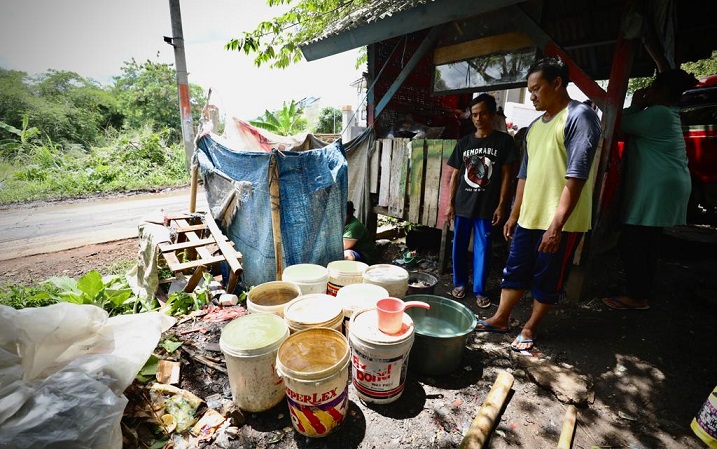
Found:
[275,328,350,438]
[348,308,415,404]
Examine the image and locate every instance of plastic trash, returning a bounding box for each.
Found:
[0,303,174,449]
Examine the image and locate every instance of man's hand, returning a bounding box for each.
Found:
[538,222,561,253]
[491,206,503,226]
[445,205,455,223]
[503,215,518,240]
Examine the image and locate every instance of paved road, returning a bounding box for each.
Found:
[0,187,208,261]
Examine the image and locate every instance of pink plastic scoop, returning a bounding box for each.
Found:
[376,297,430,334]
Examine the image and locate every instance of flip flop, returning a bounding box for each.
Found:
[475,319,509,334]
[601,296,650,310]
[451,286,466,299]
[511,334,535,352]
[476,295,491,309]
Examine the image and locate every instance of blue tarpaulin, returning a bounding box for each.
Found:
[195,134,347,287]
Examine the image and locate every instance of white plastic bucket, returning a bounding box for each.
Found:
[348,308,415,404]
[326,260,368,296]
[247,281,302,317]
[282,264,329,295]
[220,313,289,412]
[276,328,350,437]
[335,283,388,337]
[362,264,410,298]
[283,294,343,334]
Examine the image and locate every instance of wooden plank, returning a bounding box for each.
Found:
[204,213,244,278]
[174,219,213,261]
[184,265,206,292]
[369,140,381,194]
[171,256,226,272]
[422,139,444,227]
[388,138,409,218]
[378,139,393,207]
[159,237,227,253]
[163,251,182,270]
[174,224,206,233]
[433,32,533,65]
[436,139,457,230]
[407,140,425,223]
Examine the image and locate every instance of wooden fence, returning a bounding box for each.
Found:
[371,138,457,229]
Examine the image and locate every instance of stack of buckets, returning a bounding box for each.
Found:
[220,260,415,438]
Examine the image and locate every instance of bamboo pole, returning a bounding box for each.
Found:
[189,163,198,213]
[557,405,578,449]
[269,156,283,280]
[459,371,515,449]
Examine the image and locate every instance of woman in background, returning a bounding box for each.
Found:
[603,69,699,310]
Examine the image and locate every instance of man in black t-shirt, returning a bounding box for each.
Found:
[445,94,517,308]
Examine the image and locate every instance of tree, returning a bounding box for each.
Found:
[250,100,308,135]
[313,106,341,134]
[682,50,717,78]
[0,69,118,149]
[628,50,717,94]
[225,0,371,68]
[113,59,204,141]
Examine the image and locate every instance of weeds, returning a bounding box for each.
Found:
[0,126,189,205]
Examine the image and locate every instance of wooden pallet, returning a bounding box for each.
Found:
[158,213,243,293]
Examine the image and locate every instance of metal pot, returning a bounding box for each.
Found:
[406,271,439,295]
[404,295,477,376]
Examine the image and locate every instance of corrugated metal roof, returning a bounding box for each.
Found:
[301,0,717,77]
[313,0,433,43]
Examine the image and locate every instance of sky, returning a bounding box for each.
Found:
[0,0,363,120]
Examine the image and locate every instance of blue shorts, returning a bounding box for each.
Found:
[501,225,582,304]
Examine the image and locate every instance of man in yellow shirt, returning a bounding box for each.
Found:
[475,57,601,352]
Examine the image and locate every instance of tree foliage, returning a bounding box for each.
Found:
[628,50,717,94]
[249,99,308,135]
[682,50,717,78]
[314,106,341,134]
[0,68,118,149]
[225,0,371,68]
[113,59,204,142]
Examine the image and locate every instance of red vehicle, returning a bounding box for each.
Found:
[680,74,717,222]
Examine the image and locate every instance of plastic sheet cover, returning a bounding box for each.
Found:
[195,134,347,287]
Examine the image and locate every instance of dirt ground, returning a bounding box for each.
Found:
[2,225,716,449]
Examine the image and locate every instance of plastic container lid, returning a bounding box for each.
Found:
[336,283,388,318]
[363,264,409,283]
[220,313,289,357]
[283,294,343,327]
[282,264,329,283]
[349,308,414,344]
[327,260,369,274]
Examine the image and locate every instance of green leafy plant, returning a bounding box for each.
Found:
[249,99,308,136]
[163,273,212,316]
[45,270,136,315]
[136,354,159,383]
[0,283,60,309]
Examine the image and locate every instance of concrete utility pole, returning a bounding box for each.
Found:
[167,0,195,171]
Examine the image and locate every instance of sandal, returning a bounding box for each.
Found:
[476,295,491,308]
[451,286,466,299]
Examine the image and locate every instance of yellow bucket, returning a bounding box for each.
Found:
[276,328,350,437]
[692,385,717,448]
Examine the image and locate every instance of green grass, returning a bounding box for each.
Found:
[0,127,190,205]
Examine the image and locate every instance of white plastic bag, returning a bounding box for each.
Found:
[0,303,174,449]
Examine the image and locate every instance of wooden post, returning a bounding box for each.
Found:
[557,405,578,449]
[189,164,198,213]
[459,371,515,449]
[269,156,283,280]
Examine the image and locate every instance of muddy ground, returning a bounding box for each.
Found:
[1,225,716,449]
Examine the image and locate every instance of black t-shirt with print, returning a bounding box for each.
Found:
[447,131,516,219]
